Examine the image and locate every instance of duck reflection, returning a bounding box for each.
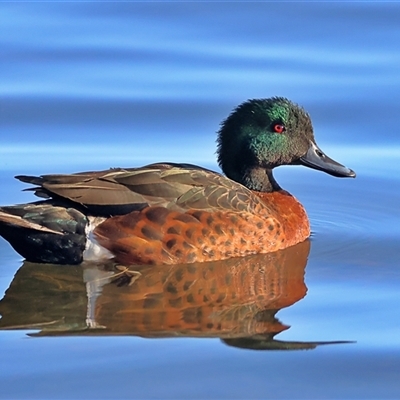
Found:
[0,240,346,350]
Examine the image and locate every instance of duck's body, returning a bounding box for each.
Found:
[0,98,355,265]
[0,164,309,265]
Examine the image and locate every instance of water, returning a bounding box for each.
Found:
[1,2,400,399]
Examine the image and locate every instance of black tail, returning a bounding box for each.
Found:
[0,202,88,264]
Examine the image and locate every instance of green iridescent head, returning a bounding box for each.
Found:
[217,97,355,192]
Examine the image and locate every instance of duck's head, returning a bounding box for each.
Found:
[217,97,355,192]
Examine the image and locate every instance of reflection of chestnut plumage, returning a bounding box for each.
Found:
[96,241,309,337]
[0,242,308,340]
[0,240,353,349]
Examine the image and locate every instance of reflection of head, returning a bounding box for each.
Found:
[223,336,354,351]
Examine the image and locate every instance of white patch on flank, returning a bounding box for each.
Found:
[83,216,114,262]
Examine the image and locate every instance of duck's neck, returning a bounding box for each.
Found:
[240,167,281,193]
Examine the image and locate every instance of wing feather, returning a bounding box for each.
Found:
[16,163,264,216]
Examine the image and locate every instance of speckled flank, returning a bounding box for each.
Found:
[94,190,310,265]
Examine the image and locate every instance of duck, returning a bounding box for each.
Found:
[0,97,355,266]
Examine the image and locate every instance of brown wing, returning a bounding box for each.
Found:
[16,163,265,216]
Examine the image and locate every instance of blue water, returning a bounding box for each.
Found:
[1,3,400,399]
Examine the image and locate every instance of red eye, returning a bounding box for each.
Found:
[273,124,285,134]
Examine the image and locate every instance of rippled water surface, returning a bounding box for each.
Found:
[1,3,400,399]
